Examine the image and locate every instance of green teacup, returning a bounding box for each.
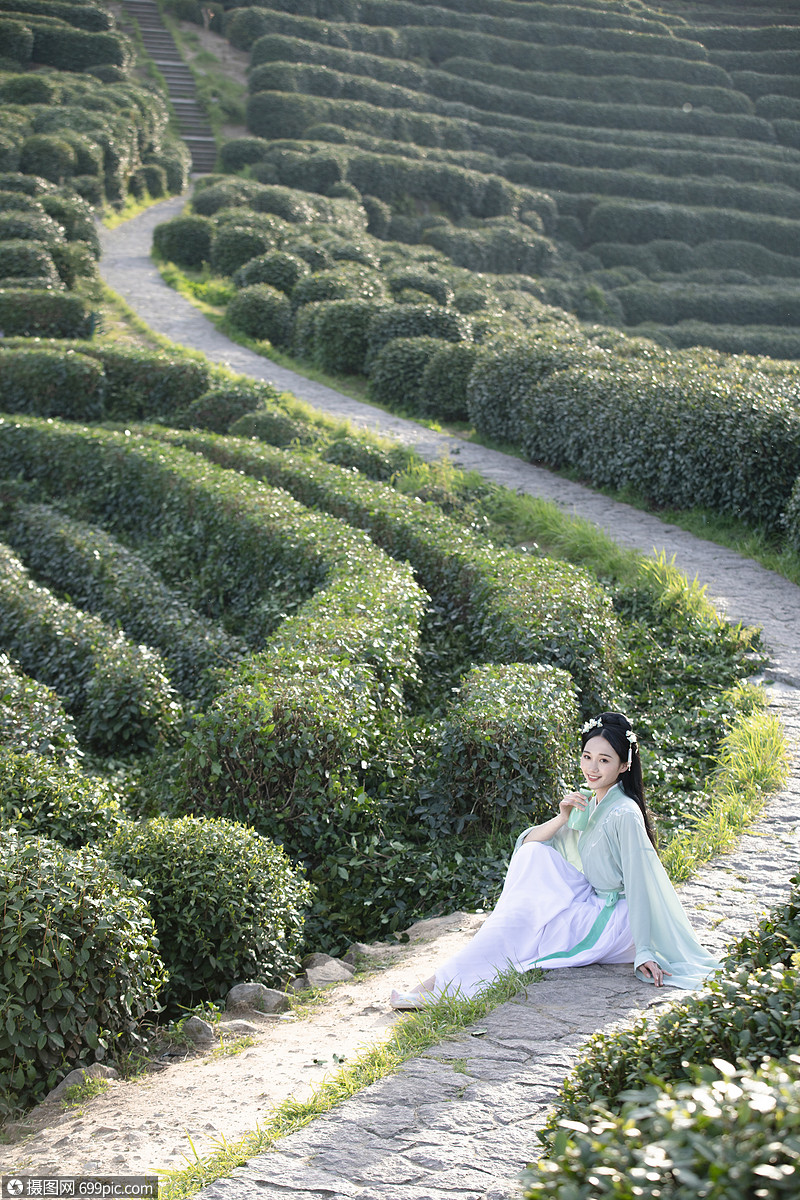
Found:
[567,787,595,831]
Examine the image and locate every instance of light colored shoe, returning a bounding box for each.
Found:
[390,989,431,1010]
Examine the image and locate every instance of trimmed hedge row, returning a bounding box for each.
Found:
[0,289,95,337]
[467,337,800,530]
[151,428,620,712]
[641,321,800,362]
[0,652,80,761]
[590,237,800,280]
[228,0,677,42]
[0,349,105,419]
[615,282,800,327]
[0,541,183,755]
[585,201,800,258]
[504,160,800,222]
[1,502,245,704]
[438,54,752,115]
[244,11,727,87]
[0,415,426,836]
[1,340,211,419]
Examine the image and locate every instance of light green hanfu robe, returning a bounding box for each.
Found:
[515,783,720,989]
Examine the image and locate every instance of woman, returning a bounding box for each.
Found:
[390,712,720,1009]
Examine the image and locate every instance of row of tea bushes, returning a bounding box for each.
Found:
[0,69,189,205]
[0,501,246,704]
[467,332,800,533]
[0,541,184,755]
[0,651,80,761]
[151,426,620,715]
[0,339,213,419]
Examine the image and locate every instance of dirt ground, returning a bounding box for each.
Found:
[0,913,485,1178]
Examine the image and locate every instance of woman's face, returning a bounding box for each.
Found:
[580,734,625,800]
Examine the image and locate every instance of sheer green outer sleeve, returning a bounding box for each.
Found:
[611,805,720,989]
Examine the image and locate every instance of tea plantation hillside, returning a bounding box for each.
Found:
[148,0,800,558]
[0,0,793,1116]
[186,0,800,360]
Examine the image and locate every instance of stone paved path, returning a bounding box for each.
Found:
[98,198,800,1199]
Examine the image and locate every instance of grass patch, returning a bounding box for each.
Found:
[103,193,177,231]
[661,685,790,882]
[159,964,539,1200]
[210,1035,257,1060]
[61,1076,112,1110]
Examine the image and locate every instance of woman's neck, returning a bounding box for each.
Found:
[594,780,622,803]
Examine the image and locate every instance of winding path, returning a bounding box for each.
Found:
[99,198,800,1200]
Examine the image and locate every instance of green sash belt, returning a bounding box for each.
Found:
[533,888,621,965]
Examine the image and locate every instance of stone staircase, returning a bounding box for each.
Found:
[121,0,217,174]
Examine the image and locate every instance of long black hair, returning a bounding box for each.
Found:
[580,711,657,848]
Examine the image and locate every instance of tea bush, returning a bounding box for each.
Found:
[152,214,214,269]
[306,297,384,373]
[369,335,442,411]
[388,269,453,306]
[226,283,293,345]
[524,1059,800,1200]
[0,653,79,761]
[420,662,578,836]
[366,303,469,368]
[419,340,478,421]
[291,263,386,307]
[0,289,94,337]
[1,501,245,704]
[0,239,59,285]
[551,964,800,1126]
[0,748,122,849]
[19,133,77,184]
[0,541,184,755]
[106,816,312,1010]
[175,381,281,434]
[0,833,166,1112]
[210,223,280,276]
[0,17,34,64]
[0,349,105,419]
[233,250,309,293]
[721,871,800,973]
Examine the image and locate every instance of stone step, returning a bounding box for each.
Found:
[121,0,214,173]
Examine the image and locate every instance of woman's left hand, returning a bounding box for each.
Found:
[640,960,671,987]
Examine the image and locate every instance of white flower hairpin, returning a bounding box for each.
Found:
[582,717,638,763]
[625,727,638,763]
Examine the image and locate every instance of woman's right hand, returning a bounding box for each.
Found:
[558,790,589,819]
